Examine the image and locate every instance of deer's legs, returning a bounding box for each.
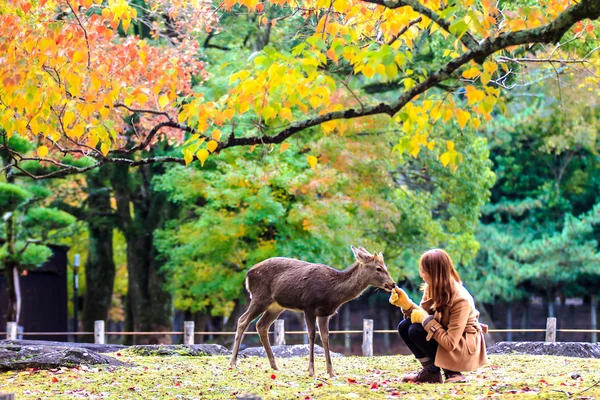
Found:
[230,300,270,368]
[256,305,283,371]
[318,316,334,378]
[304,311,317,377]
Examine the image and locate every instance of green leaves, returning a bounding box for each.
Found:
[23,208,77,232]
[0,183,31,214]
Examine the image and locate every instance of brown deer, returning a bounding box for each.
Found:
[229,246,396,377]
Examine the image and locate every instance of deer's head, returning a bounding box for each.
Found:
[351,245,396,292]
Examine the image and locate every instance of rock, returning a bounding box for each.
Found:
[126,344,231,357]
[487,342,600,358]
[1,339,126,354]
[240,344,344,358]
[0,344,128,371]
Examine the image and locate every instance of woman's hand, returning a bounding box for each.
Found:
[389,287,413,309]
[410,308,430,324]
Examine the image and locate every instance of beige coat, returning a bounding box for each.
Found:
[405,283,487,372]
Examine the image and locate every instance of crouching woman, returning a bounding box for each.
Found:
[389,249,487,383]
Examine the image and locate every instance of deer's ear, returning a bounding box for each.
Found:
[352,246,372,263]
[351,245,361,259]
[374,251,384,263]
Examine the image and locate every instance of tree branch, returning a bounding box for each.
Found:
[6,0,600,180]
[361,0,480,54]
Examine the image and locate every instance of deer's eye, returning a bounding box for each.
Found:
[376,267,383,273]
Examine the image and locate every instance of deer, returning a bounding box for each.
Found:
[229,246,396,378]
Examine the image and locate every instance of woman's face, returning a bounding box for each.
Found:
[419,267,432,285]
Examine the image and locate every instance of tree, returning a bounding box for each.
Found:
[0,139,76,324]
[1,0,599,177]
[153,119,494,319]
[469,80,600,321]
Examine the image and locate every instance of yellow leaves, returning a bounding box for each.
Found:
[73,50,86,64]
[439,140,462,172]
[212,130,222,141]
[158,94,170,110]
[238,0,260,11]
[279,107,292,122]
[197,149,209,166]
[309,96,322,109]
[462,67,480,80]
[280,142,290,153]
[456,109,470,129]
[261,106,276,122]
[229,70,250,85]
[183,148,194,166]
[207,140,218,153]
[101,142,110,156]
[62,111,76,128]
[37,145,48,158]
[464,86,486,105]
[307,155,318,168]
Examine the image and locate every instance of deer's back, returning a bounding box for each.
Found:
[246,257,342,313]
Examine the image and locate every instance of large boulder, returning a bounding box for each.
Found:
[0,344,128,371]
[240,344,344,358]
[1,339,125,354]
[126,344,231,357]
[487,341,600,358]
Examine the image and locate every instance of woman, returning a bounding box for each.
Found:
[389,249,487,383]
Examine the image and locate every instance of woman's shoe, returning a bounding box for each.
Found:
[444,370,466,383]
[402,368,443,383]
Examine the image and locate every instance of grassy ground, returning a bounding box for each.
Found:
[1,352,598,399]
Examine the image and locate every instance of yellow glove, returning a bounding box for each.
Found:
[389,287,414,309]
[410,308,430,324]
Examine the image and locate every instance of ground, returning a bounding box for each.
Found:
[0,353,598,399]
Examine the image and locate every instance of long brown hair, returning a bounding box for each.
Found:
[419,249,461,309]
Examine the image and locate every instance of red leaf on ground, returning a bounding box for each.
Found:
[370,383,378,390]
[347,378,357,384]
[539,379,549,386]
[304,396,311,400]
[270,374,276,380]
[116,352,122,357]
[51,377,59,383]
[390,391,403,396]
[144,367,149,371]
[175,382,181,387]
[128,387,136,391]
[315,383,323,388]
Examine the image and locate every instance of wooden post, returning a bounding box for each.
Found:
[94,320,105,344]
[184,321,195,345]
[545,317,556,342]
[0,393,15,399]
[362,319,373,357]
[274,320,285,346]
[343,305,351,353]
[6,322,17,340]
[591,295,597,343]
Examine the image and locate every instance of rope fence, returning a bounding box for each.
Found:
[4,318,599,356]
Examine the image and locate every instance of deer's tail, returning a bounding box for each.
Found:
[245,276,252,299]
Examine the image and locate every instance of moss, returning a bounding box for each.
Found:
[0,354,598,399]
[124,345,207,357]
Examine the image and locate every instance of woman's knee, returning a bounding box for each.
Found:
[407,323,427,342]
[397,318,411,338]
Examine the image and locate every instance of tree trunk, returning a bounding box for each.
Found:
[112,163,174,344]
[4,262,20,325]
[3,169,20,325]
[82,169,116,334]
